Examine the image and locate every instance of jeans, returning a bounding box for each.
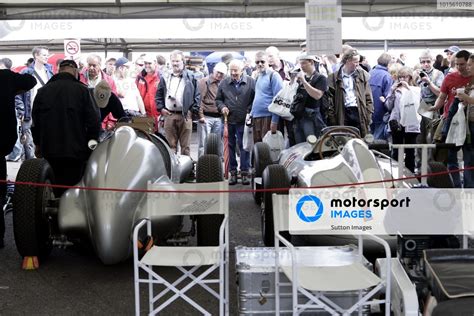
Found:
[227,123,250,172]
[21,120,35,160]
[371,122,388,141]
[447,148,461,188]
[6,119,23,160]
[0,156,6,242]
[197,116,223,158]
[463,122,474,188]
[294,108,326,144]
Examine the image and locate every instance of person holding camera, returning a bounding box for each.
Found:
[385,67,421,173]
[291,54,327,144]
[155,50,200,156]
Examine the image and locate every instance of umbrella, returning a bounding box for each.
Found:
[223,113,229,180]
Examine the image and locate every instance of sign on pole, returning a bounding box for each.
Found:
[64,38,81,60]
[305,0,342,56]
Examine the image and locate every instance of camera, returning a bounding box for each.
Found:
[417,72,429,87]
[290,67,301,74]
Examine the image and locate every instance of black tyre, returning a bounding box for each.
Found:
[205,133,220,157]
[13,159,55,259]
[252,142,273,205]
[196,154,224,246]
[261,164,290,247]
[427,161,454,188]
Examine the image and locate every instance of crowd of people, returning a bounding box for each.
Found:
[2,43,474,248]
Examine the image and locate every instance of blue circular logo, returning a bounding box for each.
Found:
[296,195,323,223]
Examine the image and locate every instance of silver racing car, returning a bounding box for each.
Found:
[12,126,223,265]
[251,126,453,246]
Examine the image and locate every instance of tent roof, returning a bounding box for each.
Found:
[0,0,472,19]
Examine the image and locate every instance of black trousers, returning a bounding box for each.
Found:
[0,156,6,243]
[391,128,419,173]
[46,157,86,197]
[344,107,361,133]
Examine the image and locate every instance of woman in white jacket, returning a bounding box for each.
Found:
[385,67,421,173]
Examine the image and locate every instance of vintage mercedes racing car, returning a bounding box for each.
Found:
[12,125,224,266]
[251,126,453,247]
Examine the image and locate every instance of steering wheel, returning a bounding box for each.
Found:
[316,127,361,160]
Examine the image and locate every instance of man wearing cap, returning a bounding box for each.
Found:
[155,50,200,156]
[114,57,146,116]
[0,67,36,248]
[80,54,117,94]
[197,62,227,158]
[32,60,99,196]
[327,49,374,137]
[293,54,328,143]
[92,80,126,126]
[444,46,460,75]
[136,55,160,130]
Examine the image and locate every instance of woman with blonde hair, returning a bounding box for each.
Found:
[385,66,421,173]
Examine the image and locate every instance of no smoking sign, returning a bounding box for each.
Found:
[64,39,81,59]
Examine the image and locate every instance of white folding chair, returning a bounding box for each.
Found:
[273,194,391,316]
[133,181,229,316]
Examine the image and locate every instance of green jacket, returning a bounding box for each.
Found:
[327,67,374,137]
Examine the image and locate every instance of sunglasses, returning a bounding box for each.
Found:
[255,60,266,65]
[136,63,144,67]
[420,60,431,64]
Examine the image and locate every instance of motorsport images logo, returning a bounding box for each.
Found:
[296,195,324,222]
[294,191,412,233]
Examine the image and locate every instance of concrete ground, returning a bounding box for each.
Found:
[0,131,264,315]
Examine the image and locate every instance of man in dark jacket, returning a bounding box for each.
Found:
[215,59,256,185]
[155,50,200,156]
[32,60,99,196]
[0,69,36,248]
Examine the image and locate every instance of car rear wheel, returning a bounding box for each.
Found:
[261,164,290,247]
[196,154,224,246]
[252,142,272,205]
[13,159,55,259]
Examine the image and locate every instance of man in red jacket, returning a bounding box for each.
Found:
[136,55,160,131]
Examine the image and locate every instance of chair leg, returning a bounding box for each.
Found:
[134,261,140,315]
[148,264,153,312]
[150,264,217,315]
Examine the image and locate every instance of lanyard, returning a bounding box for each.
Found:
[168,74,183,98]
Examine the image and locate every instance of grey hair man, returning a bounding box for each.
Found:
[215,59,256,185]
[155,50,200,156]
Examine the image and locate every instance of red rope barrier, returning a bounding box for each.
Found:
[2,166,474,194]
